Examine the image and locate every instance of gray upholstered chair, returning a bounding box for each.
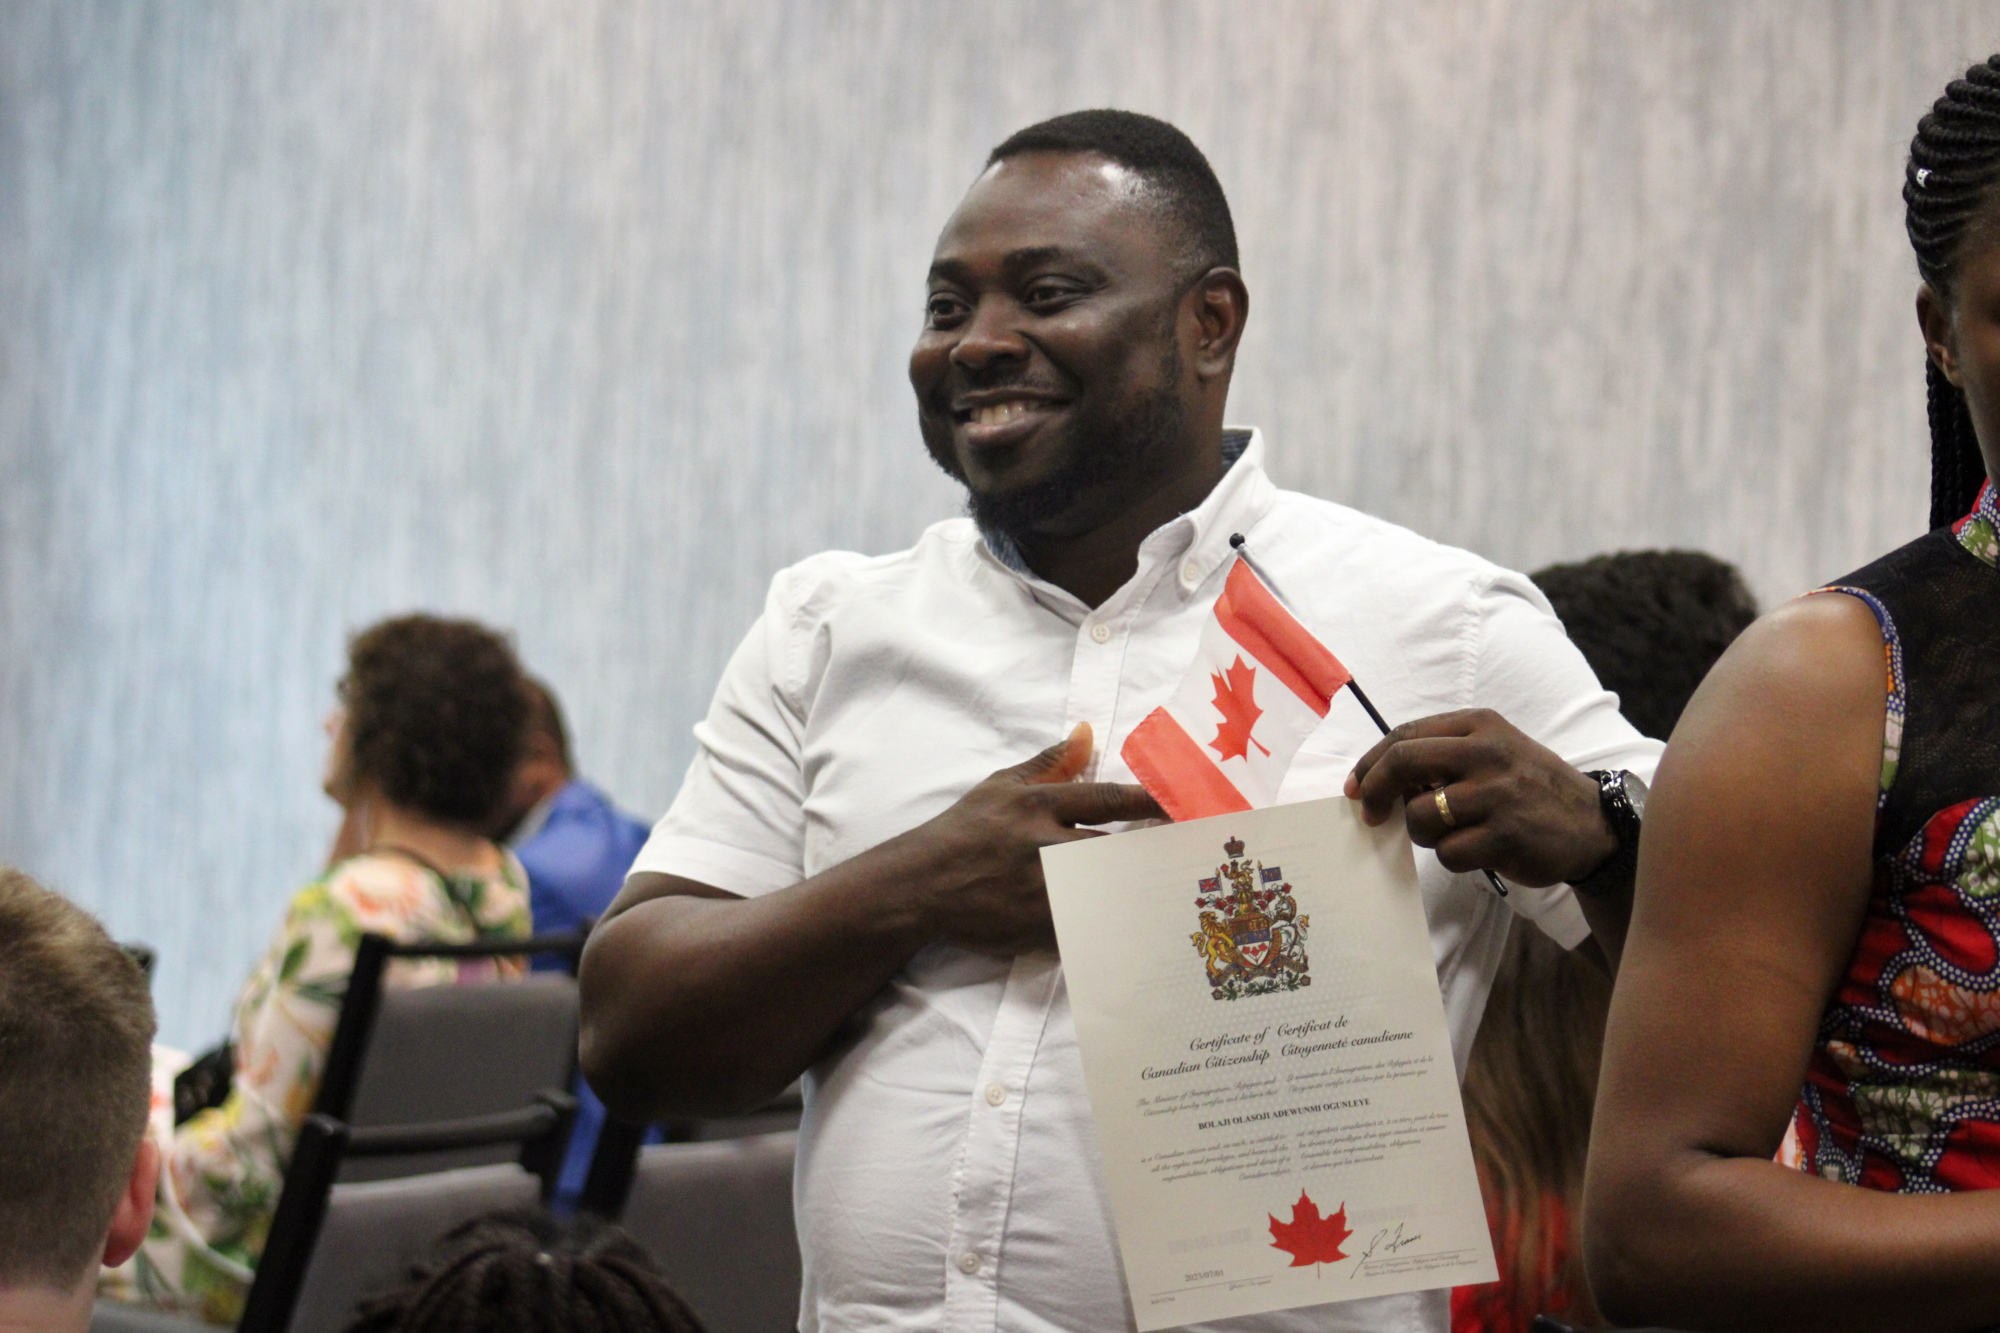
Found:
[616,1130,801,1333]
[91,1094,574,1333]
[283,1160,543,1333]
[244,1096,574,1333]
[314,931,583,1182]
[578,1080,804,1217]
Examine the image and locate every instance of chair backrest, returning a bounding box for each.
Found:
[315,931,583,1182]
[577,1080,804,1218]
[617,1131,801,1333]
[238,1094,575,1333]
[342,973,579,1180]
[285,1163,542,1333]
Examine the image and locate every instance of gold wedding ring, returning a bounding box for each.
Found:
[1433,787,1457,828]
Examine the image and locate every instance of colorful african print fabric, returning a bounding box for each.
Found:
[97,851,531,1325]
[1794,479,2000,1193]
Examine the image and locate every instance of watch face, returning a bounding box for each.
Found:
[1619,769,1649,821]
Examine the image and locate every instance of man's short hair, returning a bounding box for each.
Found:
[1529,550,1759,742]
[524,677,574,773]
[0,868,155,1289]
[988,109,1239,279]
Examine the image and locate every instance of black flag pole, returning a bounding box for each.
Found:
[1227,534,1508,899]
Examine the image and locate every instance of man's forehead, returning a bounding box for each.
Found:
[978,150,1149,202]
[930,151,1165,270]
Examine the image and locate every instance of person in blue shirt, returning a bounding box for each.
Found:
[493,678,653,1210]
[502,680,653,945]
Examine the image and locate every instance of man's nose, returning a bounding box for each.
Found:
[948,295,1029,373]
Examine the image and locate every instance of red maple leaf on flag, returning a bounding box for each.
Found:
[1268,1190,1352,1270]
[1208,656,1271,762]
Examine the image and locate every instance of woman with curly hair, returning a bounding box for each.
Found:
[100,615,535,1326]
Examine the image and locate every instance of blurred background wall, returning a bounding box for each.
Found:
[3,0,1994,1046]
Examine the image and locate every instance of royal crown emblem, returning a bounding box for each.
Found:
[1191,834,1310,1001]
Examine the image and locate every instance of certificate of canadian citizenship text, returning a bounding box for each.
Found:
[1041,796,1496,1330]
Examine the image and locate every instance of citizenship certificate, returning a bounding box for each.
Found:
[1041,795,1495,1329]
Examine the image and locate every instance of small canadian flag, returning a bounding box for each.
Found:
[1122,557,1353,822]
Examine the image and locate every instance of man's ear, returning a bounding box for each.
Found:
[1919,282,1961,386]
[101,1135,160,1269]
[1187,268,1249,380]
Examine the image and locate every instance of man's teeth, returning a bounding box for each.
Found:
[972,401,1032,427]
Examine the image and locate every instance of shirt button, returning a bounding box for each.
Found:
[957,1251,982,1275]
[984,1083,1008,1106]
[1182,559,1201,585]
[1089,622,1111,644]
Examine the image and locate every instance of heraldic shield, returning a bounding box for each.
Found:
[1191,834,1311,1001]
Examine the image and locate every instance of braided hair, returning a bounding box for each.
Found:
[344,1210,707,1333]
[1908,56,2000,527]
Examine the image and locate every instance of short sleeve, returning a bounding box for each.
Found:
[1468,570,1665,947]
[628,570,813,897]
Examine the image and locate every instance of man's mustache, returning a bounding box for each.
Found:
[928,363,1074,407]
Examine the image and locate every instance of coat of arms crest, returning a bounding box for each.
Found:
[1190,834,1311,1001]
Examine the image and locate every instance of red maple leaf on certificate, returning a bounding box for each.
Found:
[1268,1190,1352,1270]
[1208,656,1270,762]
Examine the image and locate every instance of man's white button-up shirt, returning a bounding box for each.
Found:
[631,430,1661,1333]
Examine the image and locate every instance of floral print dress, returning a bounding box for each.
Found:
[99,850,531,1325]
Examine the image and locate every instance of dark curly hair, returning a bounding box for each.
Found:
[1529,550,1759,742]
[344,1209,706,1333]
[340,615,530,827]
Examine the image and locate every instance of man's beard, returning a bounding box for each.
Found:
[927,346,1190,542]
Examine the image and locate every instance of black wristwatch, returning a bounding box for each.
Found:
[1571,769,1648,899]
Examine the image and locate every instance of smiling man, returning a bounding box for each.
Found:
[580,111,1662,1333]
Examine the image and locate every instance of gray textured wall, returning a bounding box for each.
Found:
[4,0,1995,1046]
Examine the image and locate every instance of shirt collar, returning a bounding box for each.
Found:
[503,778,577,850]
[1954,477,2000,569]
[977,426,1275,593]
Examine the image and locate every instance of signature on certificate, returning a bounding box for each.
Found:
[1353,1223,1424,1277]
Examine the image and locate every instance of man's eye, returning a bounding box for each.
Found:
[1025,283,1078,307]
[927,295,967,324]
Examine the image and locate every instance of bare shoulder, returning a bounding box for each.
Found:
[1671,591,1885,755]
[1721,590,1881,675]
[1637,589,1885,955]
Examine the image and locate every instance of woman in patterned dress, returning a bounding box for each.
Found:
[98,615,535,1325]
[1586,57,2000,1331]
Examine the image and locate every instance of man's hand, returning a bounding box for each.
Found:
[1343,709,1615,889]
[581,723,1162,1120]
[899,722,1164,953]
